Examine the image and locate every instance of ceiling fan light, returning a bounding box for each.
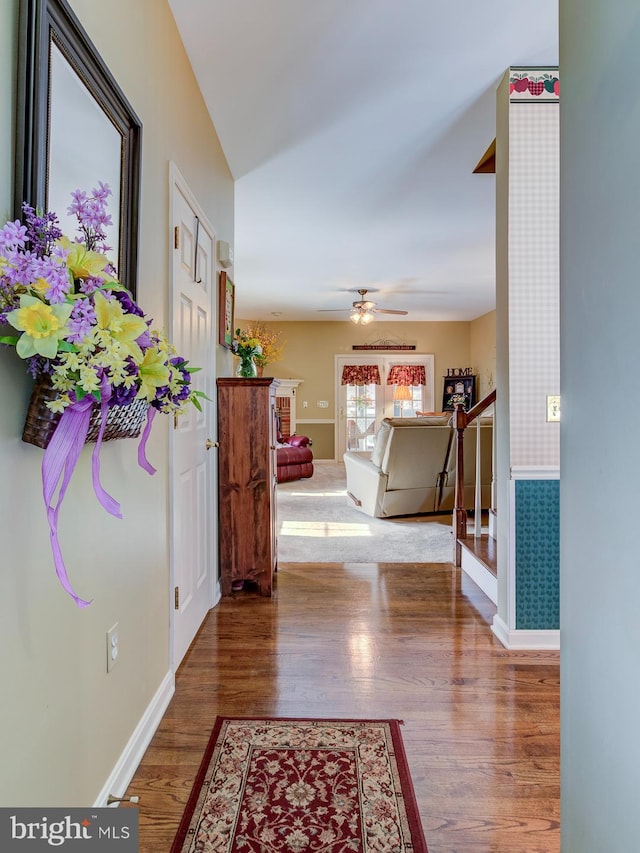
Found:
[350,312,361,324]
[360,311,374,324]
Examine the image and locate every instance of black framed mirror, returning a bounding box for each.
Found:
[15,0,142,295]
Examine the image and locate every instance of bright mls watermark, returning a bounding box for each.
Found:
[0,808,138,850]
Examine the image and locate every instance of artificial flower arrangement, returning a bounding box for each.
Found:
[231,327,263,377]
[0,183,206,607]
[239,320,284,370]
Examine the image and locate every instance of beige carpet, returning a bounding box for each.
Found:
[276,462,454,563]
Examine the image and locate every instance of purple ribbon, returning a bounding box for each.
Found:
[137,406,157,474]
[42,387,158,607]
[42,396,95,608]
[91,383,123,520]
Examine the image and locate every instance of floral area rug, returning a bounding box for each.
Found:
[171,718,429,852]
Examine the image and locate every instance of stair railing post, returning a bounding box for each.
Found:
[452,402,468,566]
[474,419,482,538]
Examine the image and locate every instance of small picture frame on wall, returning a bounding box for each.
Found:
[442,375,476,411]
[219,271,235,349]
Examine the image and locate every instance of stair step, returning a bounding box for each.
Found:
[458,534,497,577]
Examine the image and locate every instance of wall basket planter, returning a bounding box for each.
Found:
[22,375,149,450]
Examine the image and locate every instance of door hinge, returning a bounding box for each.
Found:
[174,586,180,609]
[174,225,180,249]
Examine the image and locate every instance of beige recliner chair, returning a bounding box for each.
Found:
[343,415,492,518]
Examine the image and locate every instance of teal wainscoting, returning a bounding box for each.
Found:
[515,479,560,630]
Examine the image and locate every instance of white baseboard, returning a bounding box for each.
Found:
[461,551,497,604]
[491,615,560,650]
[93,670,175,807]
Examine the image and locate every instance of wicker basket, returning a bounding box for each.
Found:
[22,375,150,450]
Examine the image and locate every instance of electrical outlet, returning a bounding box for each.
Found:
[317,400,329,408]
[303,401,308,408]
[106,623,119,673]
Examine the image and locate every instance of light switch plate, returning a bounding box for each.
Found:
[546,395,561,422]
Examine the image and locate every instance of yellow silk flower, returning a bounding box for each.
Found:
[137,347,171,400]
[57,236,115,282]
[6,295,73,359]
[93,292,147,360]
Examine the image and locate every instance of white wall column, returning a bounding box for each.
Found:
[494,68,560,647]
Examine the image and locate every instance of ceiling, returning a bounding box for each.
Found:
[168,1,558,322]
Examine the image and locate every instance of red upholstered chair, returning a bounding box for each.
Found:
[276,433,314,483]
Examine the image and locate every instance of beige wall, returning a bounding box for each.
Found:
[237,318,478,458]
[0,0,233,805]
[470,310,496,399]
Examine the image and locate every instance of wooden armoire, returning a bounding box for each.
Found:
[217,377,279,596]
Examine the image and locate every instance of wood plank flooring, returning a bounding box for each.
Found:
[125,563,560,853]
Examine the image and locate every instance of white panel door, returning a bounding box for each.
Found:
[170,166,217,668]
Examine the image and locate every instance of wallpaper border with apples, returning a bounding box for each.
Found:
[510,66,559,102]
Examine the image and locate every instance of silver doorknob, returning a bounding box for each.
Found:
[205,439,219,450]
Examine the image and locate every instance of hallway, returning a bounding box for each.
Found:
[126,562,560,853]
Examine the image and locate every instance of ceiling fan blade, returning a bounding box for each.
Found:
[371,308,408,315]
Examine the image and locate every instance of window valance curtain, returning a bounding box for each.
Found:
[387,364,426,386]
[341,365,381,386]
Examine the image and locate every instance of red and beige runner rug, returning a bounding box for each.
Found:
[171,717,428,852]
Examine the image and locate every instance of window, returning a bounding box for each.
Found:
[336,354,434,457]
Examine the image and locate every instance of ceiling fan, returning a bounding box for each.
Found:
[318,289,408,324]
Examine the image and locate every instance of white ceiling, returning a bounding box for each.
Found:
[168,1,558,322]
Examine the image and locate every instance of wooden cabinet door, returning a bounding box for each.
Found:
[217,378,278,595]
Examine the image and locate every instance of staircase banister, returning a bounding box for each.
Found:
[465,388,496,425]
[451,388,496,566]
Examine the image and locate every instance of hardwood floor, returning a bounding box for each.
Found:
[125,563,560,853]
